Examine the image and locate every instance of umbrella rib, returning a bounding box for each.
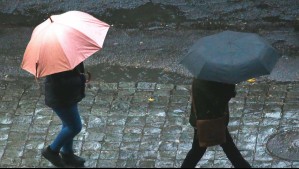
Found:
[37,27,53,77]
[54,21,101,48]
[54,23,102,69]
[39,26,72,76]
[52,29,72,69]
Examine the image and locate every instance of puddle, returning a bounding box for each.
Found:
[100,2,186,28]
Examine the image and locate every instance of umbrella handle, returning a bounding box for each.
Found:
[85,71,91,83]
[80,72,91,83]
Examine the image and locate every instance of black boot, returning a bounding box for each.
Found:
[61,152,85,167]
[42,146,66,167]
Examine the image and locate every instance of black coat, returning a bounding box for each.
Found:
[189,78,236,128]
[44,63,86,108]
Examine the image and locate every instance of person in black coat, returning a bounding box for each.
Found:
[41,62,87,167]
[181,78,251,168]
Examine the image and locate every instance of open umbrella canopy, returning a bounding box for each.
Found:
[180,30,281,84]
[21,10,110,78]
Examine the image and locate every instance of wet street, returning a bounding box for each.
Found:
[0,1,299,167]
[0,25,298,169]
[0,77,299,168]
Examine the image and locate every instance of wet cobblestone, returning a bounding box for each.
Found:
[0,78,299,168]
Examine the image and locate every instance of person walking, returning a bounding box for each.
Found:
[41,62,89,167]
[181,78,251,168]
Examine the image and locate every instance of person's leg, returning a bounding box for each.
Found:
[220,129,251,168]
[42,104,82,167]
[61,139,74,154]
[181,129,207,168]
[50,104,82,153]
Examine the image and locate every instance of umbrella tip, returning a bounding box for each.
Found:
[49,16,53,23]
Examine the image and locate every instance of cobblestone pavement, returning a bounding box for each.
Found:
[0,78,299,168]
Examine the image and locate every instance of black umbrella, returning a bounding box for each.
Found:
[180,30,281,84]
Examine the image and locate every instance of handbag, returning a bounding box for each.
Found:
[192,88,227,147]
[196,115,227,147]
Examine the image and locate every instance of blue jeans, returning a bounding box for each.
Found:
[49,104,82,154]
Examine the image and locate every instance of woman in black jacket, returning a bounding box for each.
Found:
[181,78,251,168]
[41,62,87,167]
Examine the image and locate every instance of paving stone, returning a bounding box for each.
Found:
[138,159,156,168]
[1,80,299,167]
[99,83,118,91]
[119,82,136,89]
[97,159,117,168]
[156,83,174,90]
[137,82,156,91]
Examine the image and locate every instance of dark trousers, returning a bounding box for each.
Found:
[181,128,251,168]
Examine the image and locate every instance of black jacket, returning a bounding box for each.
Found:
[189,78,236,128]
[44,62,86,108]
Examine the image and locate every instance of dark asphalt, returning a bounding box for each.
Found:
[0,26,298,83]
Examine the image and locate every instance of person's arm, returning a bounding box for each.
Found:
[77,62,91,83]
[79,62,85,73]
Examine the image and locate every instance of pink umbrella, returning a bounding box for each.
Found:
[21,10,110,78]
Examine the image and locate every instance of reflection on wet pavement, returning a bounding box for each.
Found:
[87,63,192,85]
[0,77,299,167]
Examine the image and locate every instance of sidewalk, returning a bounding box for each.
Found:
[0,78,298,168]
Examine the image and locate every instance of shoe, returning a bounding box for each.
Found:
[42,146,66,167]
[61,152,85,167]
